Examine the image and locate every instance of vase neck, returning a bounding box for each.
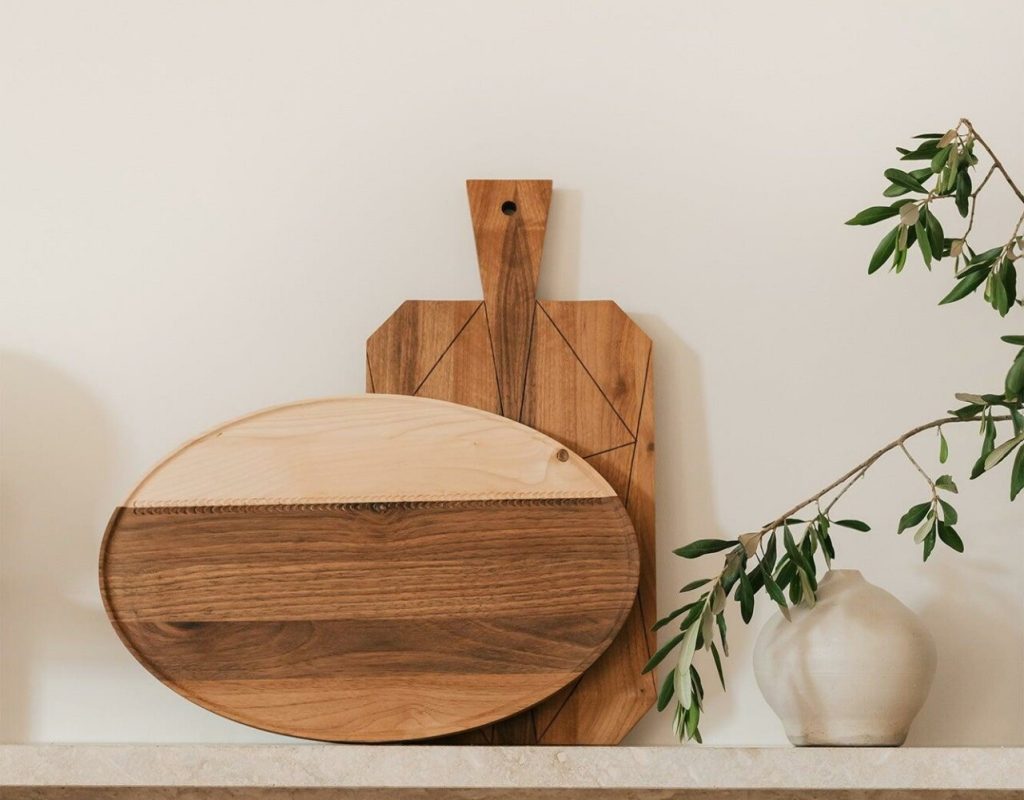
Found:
[819,568,863,586]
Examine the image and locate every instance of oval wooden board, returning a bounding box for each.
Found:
[100,395,639,742]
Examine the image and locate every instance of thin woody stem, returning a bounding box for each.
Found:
[1010,206,1024,241]
[758,413,1011,538]
[899,441,937,500]
[975,164,998,196]
[961,166,996,245]
[823,465,869,515]
[960,118,1024,204]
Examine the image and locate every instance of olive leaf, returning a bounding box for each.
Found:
[955,169,972,217]
[674,622,701,710]
[1011,447,1024,501]
[657,668,675,711]
[916,219,932,266]
[652,599,703,631]
[898,501,932,533]
[642,630,687,673]
[931,145,952,173]
[761,565,791,621]
[660,121,1024,743]
[736,568,755,624]
[684,694,701,740]
[912,513,935,544]
[939,267,989,305]
[846,205,902,226]
[869,226,900,274]
[710,642,726,690]
[982,431,1024,472]
[1006,351,1024,400]
[900,203,921,227]
[783,526,816,589]
[925,209,944,260]
[673,539,738,558]
[900,139,942,160]
[938,522,965,553]
[922,523,938,561]
[885,168,928,192]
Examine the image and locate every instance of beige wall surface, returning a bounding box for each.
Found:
[1,0,1022,746]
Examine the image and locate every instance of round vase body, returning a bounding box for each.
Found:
[753,569,936,746]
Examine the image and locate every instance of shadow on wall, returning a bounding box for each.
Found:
[535,188,582,302]
[619,315,753,744]
[911,557,1024,746]
[0,351,118,741]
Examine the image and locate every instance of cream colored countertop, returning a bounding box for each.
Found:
[2,745,1022,795]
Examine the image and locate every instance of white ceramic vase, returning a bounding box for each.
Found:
[753,569,936,746]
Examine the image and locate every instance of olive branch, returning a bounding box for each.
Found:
[650,119,1024,743]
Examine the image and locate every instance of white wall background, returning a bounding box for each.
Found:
[2,0,1022,746]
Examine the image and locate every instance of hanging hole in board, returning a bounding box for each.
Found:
[501,200,517,215]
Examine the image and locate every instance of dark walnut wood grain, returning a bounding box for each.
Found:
[366,180,656,745]
[99,396,639,743]
[102,500,637,743]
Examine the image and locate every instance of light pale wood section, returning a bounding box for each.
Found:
[126,395,614,508]
[366,179,657,744]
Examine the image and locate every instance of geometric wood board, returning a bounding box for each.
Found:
[367,180,656,744]
[99,395,639,742]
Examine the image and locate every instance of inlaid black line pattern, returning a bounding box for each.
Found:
[413,302,483,396]
[536,677,582,742]
[624,346,653,653]
[515,301,539,423]
[537,302,635,439]
[623,347,652,507]
[480,301,504,418]
[584,441,638,461]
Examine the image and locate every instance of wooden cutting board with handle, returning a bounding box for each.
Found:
[366,180,656,744]
[100,395,639,743]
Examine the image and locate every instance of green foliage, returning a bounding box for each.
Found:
[847,127,1024,319]
[654,119,1023,744]
[673,539,738,558]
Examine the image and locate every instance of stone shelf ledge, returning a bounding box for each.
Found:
[2,745,1021,798]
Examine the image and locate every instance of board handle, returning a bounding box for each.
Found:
[466,179,552,420]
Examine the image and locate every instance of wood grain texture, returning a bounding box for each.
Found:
[125,395,613,508]
[366,180,656,744]
[100,395,639,743]
[467,180,551,419]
